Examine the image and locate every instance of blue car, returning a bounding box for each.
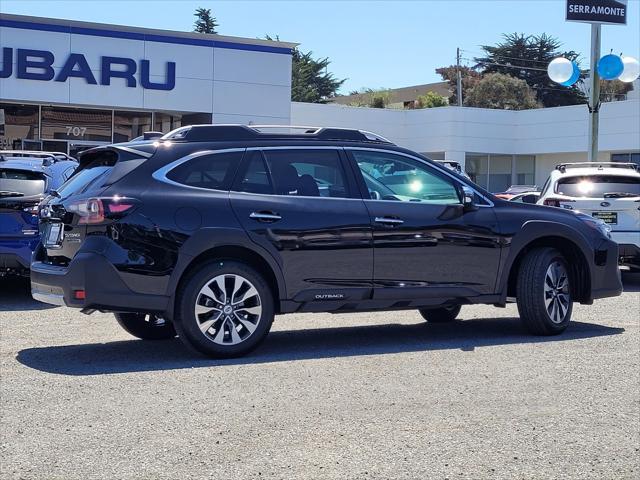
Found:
[0,151,77,277]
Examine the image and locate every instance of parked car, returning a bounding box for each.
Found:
[538,162,640,270]
[508,191,541,204]
[0,151,77,277]
[31,125,622,357]
[434,160,471,180]
[495,185,541,200]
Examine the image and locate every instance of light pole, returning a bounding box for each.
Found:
[587,24,601,163]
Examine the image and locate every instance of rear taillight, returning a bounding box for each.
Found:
[543,197,575,209]
[22,203,40,215]
[67,196,138,224]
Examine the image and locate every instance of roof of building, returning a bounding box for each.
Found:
[0,13,298,54]
[331,82,451,106]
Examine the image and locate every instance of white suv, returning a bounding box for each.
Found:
[538,162,640,270]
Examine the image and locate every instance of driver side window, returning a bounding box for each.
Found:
[351,151,461,204]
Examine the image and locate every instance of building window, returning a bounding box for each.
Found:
[465,153,536,192]
[113,111,153,143]
[41,106,112,142]
[0,103,39,149]
[515,155,536,186]
[465,154,489,189]
[612,153,640,166]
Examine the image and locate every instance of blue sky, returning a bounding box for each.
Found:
[2,0,639,93]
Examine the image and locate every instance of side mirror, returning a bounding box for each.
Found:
[461,185,478,212]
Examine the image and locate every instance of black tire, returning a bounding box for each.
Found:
[516,248,573,336]
[173,260,274,358]
[419,305,461,323]
[114,313,177,340]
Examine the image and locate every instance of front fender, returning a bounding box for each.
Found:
[495,220,594,301]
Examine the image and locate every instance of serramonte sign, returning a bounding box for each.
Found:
[566,0,628,25]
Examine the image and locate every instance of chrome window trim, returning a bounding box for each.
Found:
[152,148,246,193]
[345,147,495,207]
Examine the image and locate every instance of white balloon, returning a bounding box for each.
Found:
[619,56,640,83]
[548,57,574,84]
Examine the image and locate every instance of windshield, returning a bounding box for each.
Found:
[0,169,46,197]
[556,175,640,197]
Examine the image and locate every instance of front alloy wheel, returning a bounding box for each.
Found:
[543,261,571,324]
[517,248,573,335]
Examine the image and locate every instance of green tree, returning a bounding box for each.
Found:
[464,73,538,110]
[474,33,586,107]
[435,65,482,105]
[194,7,218,34]
[416,91,449,109]
[599,79,633,102]
[266,36,346,103]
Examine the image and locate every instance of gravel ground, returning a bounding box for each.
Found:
[1,273,639,480]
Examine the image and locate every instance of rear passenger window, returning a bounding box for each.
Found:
[237,151,273,194]
[166,151,243,190]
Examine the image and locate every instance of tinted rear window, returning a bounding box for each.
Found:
[556,175,640,197]
[166,151,243,190]
[0,169,46,197]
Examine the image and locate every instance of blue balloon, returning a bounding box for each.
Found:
[561,62,581,86]
[598,54,624,80]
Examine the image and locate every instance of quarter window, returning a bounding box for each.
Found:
[166,151,242,191]
[352,151,461,204]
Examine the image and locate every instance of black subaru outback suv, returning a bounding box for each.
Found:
[31,125,622,358]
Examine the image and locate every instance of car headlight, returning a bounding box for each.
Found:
[576,213,612,238]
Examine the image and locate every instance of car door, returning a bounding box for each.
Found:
[229,147,373,302]
[346,148,502,300]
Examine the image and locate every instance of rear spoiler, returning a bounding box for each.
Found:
[76,144,157,168]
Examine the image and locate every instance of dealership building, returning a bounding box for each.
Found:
[1,13,639,192]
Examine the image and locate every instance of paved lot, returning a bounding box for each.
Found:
[1,274,639,480]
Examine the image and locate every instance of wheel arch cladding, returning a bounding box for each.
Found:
[502,224,593,303]
[172,245,284,316]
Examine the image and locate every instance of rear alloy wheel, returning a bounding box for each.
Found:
[516,248,573,335]
[114,313,177,340]
[174,261,274,358]
[419,305,461,323]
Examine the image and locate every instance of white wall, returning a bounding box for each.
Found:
[291,100,640,157]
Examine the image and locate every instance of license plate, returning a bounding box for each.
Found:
[592,211,618,225]
[43,222,64,247]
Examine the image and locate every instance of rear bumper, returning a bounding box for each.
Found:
[31,251,170,312]
[590,239,623,300]
[618,243,640,268]
[0,237,38,274]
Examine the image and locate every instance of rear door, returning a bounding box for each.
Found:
[229,147,373,302]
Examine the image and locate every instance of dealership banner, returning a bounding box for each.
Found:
[566,0,628,25]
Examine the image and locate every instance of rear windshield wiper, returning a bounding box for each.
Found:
[0,191,24,198]
[603,192,640,198]
[49,189,61,198]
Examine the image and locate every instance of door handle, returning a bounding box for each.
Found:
[249,211,282,222]
[374,216,404,226]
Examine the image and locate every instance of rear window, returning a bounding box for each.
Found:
[556,175,640,197]
[0,169,46,197]
[56,151,119,199]
[166,151,243,190]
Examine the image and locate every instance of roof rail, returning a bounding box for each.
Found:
[161,124,394,144]
[0,150,75,165]
[555,162,639,173]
